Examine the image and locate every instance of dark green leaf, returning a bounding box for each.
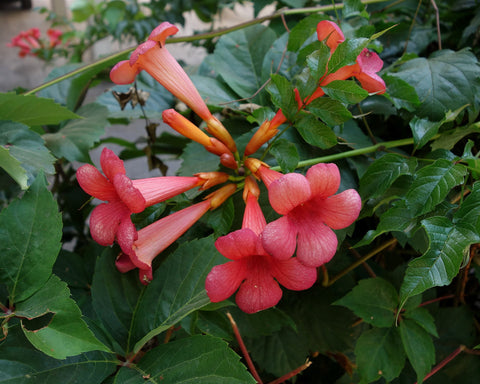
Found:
[0,174,62,303]
[322,80,369,104]
[400,216,478,307]
[116,335,255,383]
[91,248,144,355]
[383,74,421,112]
[327,38,369,74]
[355,327,405,383]
[247,326,309,378]
[399,318,436,383]
[15,275,110,359]
[0,93,79,126]
[405,159,467,216]
[131,236,225,352]
[0,121,56,188]
[391,49,480,120]
[360,153,417,199]
[0,325,116,384]
[287,14,326,52]
[305,44,331,82]
[270,138,299,173]
[335,278,399,327]
[0,145,27,189]
[206,198,235,236]
[404,307,438,337]
[453,181,480,231]
[355,201,417,247]
[410,117,442,149]
[211,25,276,100]
[43,103,108,163]
[307,97,353,126]
[267,74,298,120]
[431,123,480,151]
[191,74,240,107]
[295,113,337,149]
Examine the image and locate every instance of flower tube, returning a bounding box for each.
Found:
[110,22,236,153]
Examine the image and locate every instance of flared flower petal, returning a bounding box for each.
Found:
[295,218,338,267]
[306,163,340,198]
[116,213,138,255]
[272,258,318,291]
[235,257,283,314]
[100,147,126,180]
[316,20,345,52]
[113,173,146,213]
[205,261,247,303]
[110,60,139,84]
[268,173,312,215]
[89,201,131,246]
[76,164,117,201]
[261,216,297,261]
[313,189,362,230]
[215,228,261,261]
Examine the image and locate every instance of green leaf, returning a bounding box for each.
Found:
[211,25,277,100]
[191,74,240,107]
[15,275,109,359]
[206,198,235,236]
[391,49,480,120]
[404,307,438,337]
[131,236,225,352]
[355,327,405,383]
[0,145,28,189]
[431,122,480,151]
[410,117,443,149]
[327,38,369,74]
[322,80,369,104]
[335,278,399,327]
[287,14,326,52]
[91,248,144,354]
[405,159,467,216]
[178,141,220,178]
[399,216,478,307]
[359,153,417,199]
[247,326,309,378]
[270,138,299,173]
[383,74,421,112]
[116,335,255,383]
[43,103,108,163]
[0,121,56,187]
[0,93,79,126]
[0,325,116,384]
[305,44,331,82]
[355,201,417,247]
[0,174,62,303]
[399,318,436,383]
[295,113,337,149]
[307,97,353,126]
[267,74,298,120]
[453,181,480,231]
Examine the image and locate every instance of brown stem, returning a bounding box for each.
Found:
[430,0,442,50]
[227,312,263,384]
[456,244,478,305]
[416,345,464,383]
[163,325,175,344]
[325,238,397,287]
[267,360,312,384]
[419,294,455,307]
[347,242,377,278]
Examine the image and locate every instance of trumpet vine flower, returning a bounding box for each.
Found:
[76,148,208,254]
[117,184,237,284]
[205,177,317,313]
[110,22,236,153]
[246,160,362,268]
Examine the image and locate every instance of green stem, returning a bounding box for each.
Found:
[23,0,390,95]
[272,137,416,171]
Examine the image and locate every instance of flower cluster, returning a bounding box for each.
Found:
[78,19,381,312]
[7,27,64,59]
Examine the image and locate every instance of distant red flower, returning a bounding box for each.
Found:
[246,161,362,268]
[47,28,63,48]
[7,27,41,57]
[76,148,204,254]
[205,177,317,313]
[110,22,236,154]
